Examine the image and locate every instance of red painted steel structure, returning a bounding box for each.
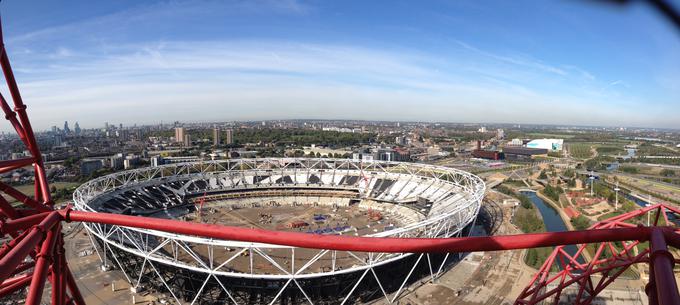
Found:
[515,203,680,305]
[0,18,679,305]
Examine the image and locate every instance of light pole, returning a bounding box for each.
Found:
[589,171,595,197]
[647,203,651,226]
[646,194,653,226]
[614,181,620,211]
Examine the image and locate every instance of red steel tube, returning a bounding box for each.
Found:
[25,224,58,305]
[0,196,19,219]
[11,261,36,277]
[0,48,51,204]
[646,264,659,305]
[51,234,66,305]
[64,210,654,253]
[0,274,31,298]
[0,212,60,283]
[0,93,28,146]
[0,212,50,235]
[0,229,30,259]
[0,48,40,155]
[64,266,85,305]
[33,163,51,204]
[0,232,40,282]
[662,229,680,250]
[0,273,31,289]
[0,157,34,173]
[650,229,680,305]
[0,182,51,213]
[0,161,33,180]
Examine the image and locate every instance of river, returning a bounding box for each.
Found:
[594,179,654,207]
[521,191,579,259]
[594,179,680,225]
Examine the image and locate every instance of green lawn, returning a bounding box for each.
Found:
[3,182,81,205]
[595,145,625,156]
[526,133,576,139]
[569,144,592,159]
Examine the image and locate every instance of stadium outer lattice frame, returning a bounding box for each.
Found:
[72,158,485,304]
[0,17,679,305]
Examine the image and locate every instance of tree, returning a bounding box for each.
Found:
[538,171,547,179]
[526,249,537,267]
[567,178,576,188]
[518,194,534,209]
[661,169,676,177]
[571,215,591,230]
[621,199,637,213]
[543,185,560,202]
[63,157,79,168]
[620,166,638,174]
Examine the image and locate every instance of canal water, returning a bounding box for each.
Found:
[587,179,648,207]
[520,191,580,260]
[593,179,680,225]
[624,193,649,207]
[621,190,680,225]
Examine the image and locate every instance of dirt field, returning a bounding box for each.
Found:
[167,196,413,274]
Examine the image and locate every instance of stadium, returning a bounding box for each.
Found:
[72,158,485,304]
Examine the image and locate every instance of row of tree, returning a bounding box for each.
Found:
[542,184,563,203]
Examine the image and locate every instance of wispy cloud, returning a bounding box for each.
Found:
[454,40,568,77]
[0,0,676,131]
[7,0,312,46]
[2,38,660,130]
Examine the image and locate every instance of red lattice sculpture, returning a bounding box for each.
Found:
[516,204,680,305]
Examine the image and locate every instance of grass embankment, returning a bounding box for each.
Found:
[595,145,625,156]
[4,182,80,206]
[616,178,680,205]
[569,144,593,159]
[497,184,553,269]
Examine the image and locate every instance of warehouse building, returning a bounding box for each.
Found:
[503,147,548,162]
[526,139,563,152]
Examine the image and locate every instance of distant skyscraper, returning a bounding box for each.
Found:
[183,134,191,147]
[53,134,62,146]
[225,129,233,145]
[51,126,57,133]
[116,129,128,140]
[134,129,143,140]
[74,122,81,135]
[496,129,504,139]
[174,127,185,143]
[213,126,220,146]
[119,123,123,130]
[63,121,70,134]
[104,122,109,130]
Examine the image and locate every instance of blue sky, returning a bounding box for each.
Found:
[0,0,679,131]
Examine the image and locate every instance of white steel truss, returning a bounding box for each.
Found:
[74,158,485,304]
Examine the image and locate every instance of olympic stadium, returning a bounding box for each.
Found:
[72,158,485,304]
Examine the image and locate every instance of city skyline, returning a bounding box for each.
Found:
[30,117,680,133]
[0,0,678,132]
